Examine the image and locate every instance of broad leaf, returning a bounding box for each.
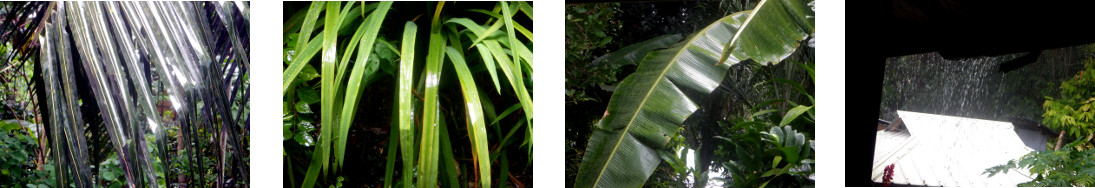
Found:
[576,3,812,186]
[717,0,813,65]
[574,12,748,188]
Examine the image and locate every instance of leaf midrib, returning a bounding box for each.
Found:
[590,13,739,187]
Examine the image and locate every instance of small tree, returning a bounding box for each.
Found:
[984,50,1095,186]
[1042,57,1095,148]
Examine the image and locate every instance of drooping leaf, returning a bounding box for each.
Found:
[574,12,748,188]
[576,2,813,184]
[446,47,492,187]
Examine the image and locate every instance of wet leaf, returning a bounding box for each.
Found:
[297,86,321,104]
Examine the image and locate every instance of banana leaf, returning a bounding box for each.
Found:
[575,2,812,186]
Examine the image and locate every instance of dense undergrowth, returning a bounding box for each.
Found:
[283,2,533,187]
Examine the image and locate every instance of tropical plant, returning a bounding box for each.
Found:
[283,1,533,187]
[564,2,622,104]
[572,0,813,186]
[985,47,1095,186]
[0,1,250,187]
[984,139,1095,186]
[1042,56,1095,144]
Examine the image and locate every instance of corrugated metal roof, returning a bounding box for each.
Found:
[872,110,1045,186]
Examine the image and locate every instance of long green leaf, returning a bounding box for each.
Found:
[447,17,533,127]
[438,114,459,188]
[780,105,813,126]
[444,18,501,93]
[574,12,750,188]
[491,103,522,126]
[417,2,446,188]
[518,1,532,20]
[500,1,524,100]
[319,0,341,178]
[333,9,373,91]
[383,109,399,188]
[397,21,418,188]
[717,0,812,65]
[446,47,492,188]
[294,2,324,57]
[283,2,325,94]
[335,1,391,170]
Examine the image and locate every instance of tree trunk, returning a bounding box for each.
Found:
[1055,130,1065,151]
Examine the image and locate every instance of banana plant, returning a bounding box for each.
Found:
[284,2,533,187]
[574,0,813,186]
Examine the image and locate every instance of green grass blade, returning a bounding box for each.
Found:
[294,6,326,187]
[287,155,296,187]
[467,19,503,50]
[490,103,522,126]
[497,153,510,188]
[294,2,324,55]
[444,18,501,93]
[333,6,372,89]
[335,1,392,170]
[438,114,460,188]
[384,104,400,188]
[477,43,501,94]
[377,39,401,57]
[283,2,326,94]
[284,36,323,94]
[385,110,402,188]
[491,120,526,162]
[480,38,533,125]
[446,47,492,188]
[418,2,446,188]
[397,21,418,188]
[512,21,532,43]
[397,20,418,188]
[499,1,533,123]
[500,1,519,65]
[320,1,341,176]
[518,1,532,20]
[301,144,324,188]
[284,6,308,34]
[466,9,503,18]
